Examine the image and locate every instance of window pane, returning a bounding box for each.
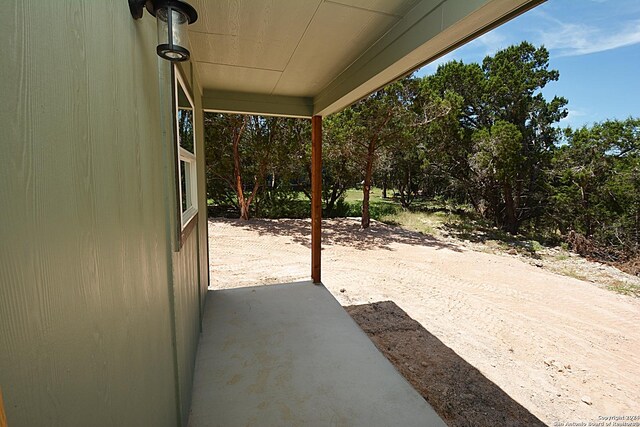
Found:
[174,71,197,235]
[178,109,194,153]
[180,160,188,212]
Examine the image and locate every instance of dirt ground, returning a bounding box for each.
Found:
[208,218,640,426]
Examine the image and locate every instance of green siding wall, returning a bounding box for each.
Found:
[170,61,209,425]
[174,59,210,313]
[172,228,202,424]
[0,1,205,426]
[177,61,211,316]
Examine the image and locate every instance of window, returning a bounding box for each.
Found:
[174,67,198,237]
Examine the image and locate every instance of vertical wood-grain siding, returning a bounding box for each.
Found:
[171,229,201,424]
[0,1,205,426]
[167,61,207,426]
[192,64,210,317]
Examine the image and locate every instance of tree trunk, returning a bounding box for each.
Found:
[325,185,341,215]
[232,117,250,220]
[400,167,413,209]
[635,207,639,248]
[239,201,250,220]
[359,109,392,228]
[382,179,387,199]
[361,140,376,228]
[502,182,518,234]
[580,185,592,237]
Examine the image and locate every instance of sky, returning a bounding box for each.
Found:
[415,0,640,128]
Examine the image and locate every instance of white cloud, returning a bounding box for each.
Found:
[417,5,640,76]
[538,18,640,56]
[419,52,455,74]
[559,109,591,127]
[561,109,585,121]
[419,30,508,74]
[471,30,508,56]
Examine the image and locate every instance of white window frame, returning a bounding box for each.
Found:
[174,67,198,231]
[179,147,197,226]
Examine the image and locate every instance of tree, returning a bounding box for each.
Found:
[321,116,361,214]
[383,143,423,208]
[418,43,567,233]
[253,118,309,218]
[551,118,640,254]
[328,80,413,227]
[479,42,567,232]
[471,121,523,233]
[418,62,486,207]
[204,113,243,213]
[331,77,453,227]
[204,114,296,220]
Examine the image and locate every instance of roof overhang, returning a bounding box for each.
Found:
[191,0,544,118]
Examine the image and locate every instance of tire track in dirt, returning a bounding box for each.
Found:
[209,218,640,425]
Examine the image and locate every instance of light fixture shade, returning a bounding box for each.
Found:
[156,6,190,61]
[131,0,198,62]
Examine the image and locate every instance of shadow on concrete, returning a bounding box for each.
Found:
[345,301,547,427]
[209,217,462,252]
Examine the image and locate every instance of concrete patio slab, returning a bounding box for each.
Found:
[188,281,446,427]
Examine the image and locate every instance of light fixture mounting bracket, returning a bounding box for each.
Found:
[128,0,146,20]
[129,0,198,24]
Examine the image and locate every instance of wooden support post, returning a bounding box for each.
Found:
[311,115,322,284]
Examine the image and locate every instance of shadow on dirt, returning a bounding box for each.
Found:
[345,301,547,427]
[209,217,463,252]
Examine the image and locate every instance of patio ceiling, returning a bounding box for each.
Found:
[190,0,544,117]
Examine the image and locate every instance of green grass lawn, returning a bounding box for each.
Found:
[209,187,540,251]
[343,187,389,203]
[210,187,469,235]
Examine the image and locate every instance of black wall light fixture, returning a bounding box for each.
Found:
[129,0,198,62]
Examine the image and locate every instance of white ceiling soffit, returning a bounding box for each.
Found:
[193,0,544,118]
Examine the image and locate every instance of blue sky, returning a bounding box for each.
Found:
[415,0,640,128]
